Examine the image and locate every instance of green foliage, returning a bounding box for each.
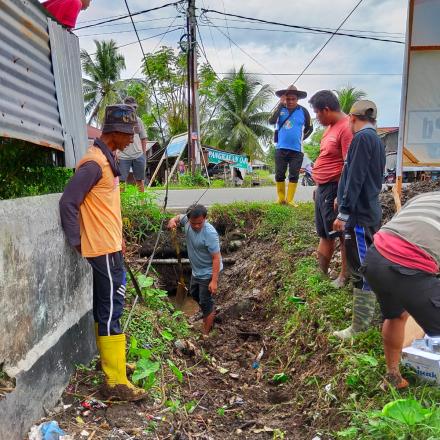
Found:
[120,185,166,243]
[132,357,160,389]
[340,397,440,439]
[167,359,183,383]
[178,170,209,187]
[81,40,126,125]
[211,179,226,188]
[303,143,321,163]
[0,139,73,199]
[304,127,324,162]
[272,372,289,384]
[334,85,367,115]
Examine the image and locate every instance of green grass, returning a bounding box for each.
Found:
[211,201,440,438]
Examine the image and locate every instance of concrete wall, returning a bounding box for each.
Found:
[0,194,95,439]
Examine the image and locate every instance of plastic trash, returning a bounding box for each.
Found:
[41,422,66,440]
[29,421,70,440]
[252,347,264,369]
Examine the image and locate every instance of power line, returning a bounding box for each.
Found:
[75,2,184,30]
[77,15,179,27]
[77,22,405,40]
[200,8,404,45]
[198,24,404,40]
[204,15,405,36]
[221,0,236,69]
[293,0,364,85]
[203,17,284,86]
[77,23,182,38]
[213,72,402,76]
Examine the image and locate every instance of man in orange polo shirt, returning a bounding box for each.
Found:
[309,90,353,287]
[60,105,146,401]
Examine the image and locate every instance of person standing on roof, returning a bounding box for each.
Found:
[269,85,313,206]
[332,100,385,340]
[309,90,353,288]
[42,0,91,29]
[59,105,147,401]
[118,97,148,192]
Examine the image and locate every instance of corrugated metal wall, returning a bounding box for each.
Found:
[48,19,88,167]
[0,0,87,167]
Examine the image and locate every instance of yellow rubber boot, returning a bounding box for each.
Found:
[286,182,298,207]
[97,334,147,401]
[276,181,286,204]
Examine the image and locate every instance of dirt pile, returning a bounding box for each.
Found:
[381,180,440,223]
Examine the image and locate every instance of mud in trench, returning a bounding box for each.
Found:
[51,227,316,439]
[148,236,307,439]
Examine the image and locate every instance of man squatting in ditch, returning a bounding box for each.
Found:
[168,205,223,335]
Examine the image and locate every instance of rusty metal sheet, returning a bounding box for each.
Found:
[0,0,88,166]
[0,0,64,150]
[48,18,88,167]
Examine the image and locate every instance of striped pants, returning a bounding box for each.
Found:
[344,225,379,291]
[87,251,126,336]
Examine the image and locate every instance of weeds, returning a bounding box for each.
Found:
[121,186,166,243]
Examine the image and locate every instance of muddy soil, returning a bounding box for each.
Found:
[47,226,329,439]
[380,180,440,223]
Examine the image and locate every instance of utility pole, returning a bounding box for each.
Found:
[187,0,201,174]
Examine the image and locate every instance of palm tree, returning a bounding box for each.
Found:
[334,85,367,114]
[81,40,126,126]
[204,66,273,160]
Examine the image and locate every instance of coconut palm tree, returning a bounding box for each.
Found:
[334,85,367,114]
[204,66,273,160]
[81,40,126,125]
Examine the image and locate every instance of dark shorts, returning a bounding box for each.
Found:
[275,149,304,183]
[344,224,378,290]
[314,182,338,239]
[362,246,440,336]
[190,276,214,317]
[119,155,146,181]
[87,251,126,336]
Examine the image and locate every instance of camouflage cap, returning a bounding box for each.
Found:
[102,104,137,134]
[350,100,377,119]
[124,96,138,109]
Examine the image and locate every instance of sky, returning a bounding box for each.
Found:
[71,0,408,127]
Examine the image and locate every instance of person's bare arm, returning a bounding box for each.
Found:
[269,97,286,125]
[167,215,182,230]
[141,138,147,155]
[209,252,221,294]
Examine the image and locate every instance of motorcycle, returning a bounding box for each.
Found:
[301,162,315,186]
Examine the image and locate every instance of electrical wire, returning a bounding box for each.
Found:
[293,0,364,85]
[77,15,179,28]
[203,16,284,86]
[221,0,235,69]
[75,2,184,30]
[121,0,174,332]
[77,24,182,38]
[202,15,405,36]
[213,72,401,76]
[87,27,184,54]
[128,15,183,80]
[200,8,404,45]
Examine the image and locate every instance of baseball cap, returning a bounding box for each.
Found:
[350,100,377,119]
[102,104,137,134]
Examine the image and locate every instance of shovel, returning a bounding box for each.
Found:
[171,228,187,308]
